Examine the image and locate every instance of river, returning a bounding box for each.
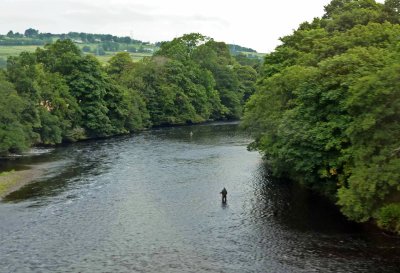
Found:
[0,122,399,273]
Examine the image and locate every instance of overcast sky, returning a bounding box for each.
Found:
[0,0,346,52]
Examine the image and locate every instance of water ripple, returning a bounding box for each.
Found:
[0,123,399,272]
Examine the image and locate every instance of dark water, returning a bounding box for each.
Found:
[0,123,399,273]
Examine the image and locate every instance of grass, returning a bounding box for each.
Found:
[0,170,15,176]
[89,52,152,64]
[0,170,16,197]
[0,44,153,68]
[238,51,266,58]
[0,45,41,58]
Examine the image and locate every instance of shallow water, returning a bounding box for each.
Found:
[0,123,399,272]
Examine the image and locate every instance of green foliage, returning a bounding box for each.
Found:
[192,40,244,118]
[155,33,208,62]
[0,73,31,154]
[6,52,41,144]
[0,39,152,153]
[119,57,213,125]
[0,34,255,157]
[234,53,262,70]
[35,67,81,143]
[0,29,151,49]
[228,44,257,54]
[115,34,255,124]
[243,0,400,233]
[375,203,400,233]
[24,28,39,38]
[106,52,135,77]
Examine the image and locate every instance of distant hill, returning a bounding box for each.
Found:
[228,44,257,54]
[0,28,264,67]
[0,28,158,67]
[0,28,157,54]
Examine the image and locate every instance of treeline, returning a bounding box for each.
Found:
[0,34,258,154]
[228,44,257,54]
[243,0,400,234]
[1,28,144,46]
[1,29,259,56]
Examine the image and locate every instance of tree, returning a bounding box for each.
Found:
[34,67,81,144]
[234,65,257,102]
[0,73,31,154]
[384,0,400,22]
[193,40,242,118]
[106,52,134,77]
[155,33,208,62]
[243,0,400,233]
[6,52,41,144]
[24,28,39,37]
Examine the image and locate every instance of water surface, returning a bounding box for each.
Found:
[1,123,399,272]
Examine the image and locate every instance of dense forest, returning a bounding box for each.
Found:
[242,0,400,234]
[0,33,258,154]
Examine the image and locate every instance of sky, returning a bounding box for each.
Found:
[1,0,340,52]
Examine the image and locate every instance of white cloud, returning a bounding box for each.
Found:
[0,0,346,52]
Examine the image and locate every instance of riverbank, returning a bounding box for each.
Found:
[0,165,45,199]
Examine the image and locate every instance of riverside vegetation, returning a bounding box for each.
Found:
[1,0,399,235]
[242,0,400,234]
[0,33,258,154]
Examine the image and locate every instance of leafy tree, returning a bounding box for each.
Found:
[24,28,39,37]
[234,65,258,103]
[243,0,400,233]
[234,53,262,70]
[37,40,129,137]
[116,34,246,125]
[106,52,135,77]
[6,52,41,144]
[384,0,400,22]
[34,67,81,143]
[192,40,243,118]
[155,33,208,62]
[0,73,31,154]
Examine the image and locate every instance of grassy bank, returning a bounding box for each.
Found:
[0,167,44,199]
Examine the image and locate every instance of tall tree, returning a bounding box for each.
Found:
[243,0,400,233]
[0,73,31,154]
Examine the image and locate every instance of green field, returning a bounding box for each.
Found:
[239,51,266,58]
[0,45,153,67]
[0,45,40,58]
[0,43,262,68]
[95,52,152,63]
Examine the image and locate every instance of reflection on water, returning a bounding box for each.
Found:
[0,123,399,273]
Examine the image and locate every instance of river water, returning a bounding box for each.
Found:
[0,123,399,273]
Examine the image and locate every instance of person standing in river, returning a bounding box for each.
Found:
[220,187,227,203]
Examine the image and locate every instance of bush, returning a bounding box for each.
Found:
[64,127,87,142]
[376,203,400,234]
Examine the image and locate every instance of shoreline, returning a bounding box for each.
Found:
[0,121,240,199]
[0,165,46,199]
